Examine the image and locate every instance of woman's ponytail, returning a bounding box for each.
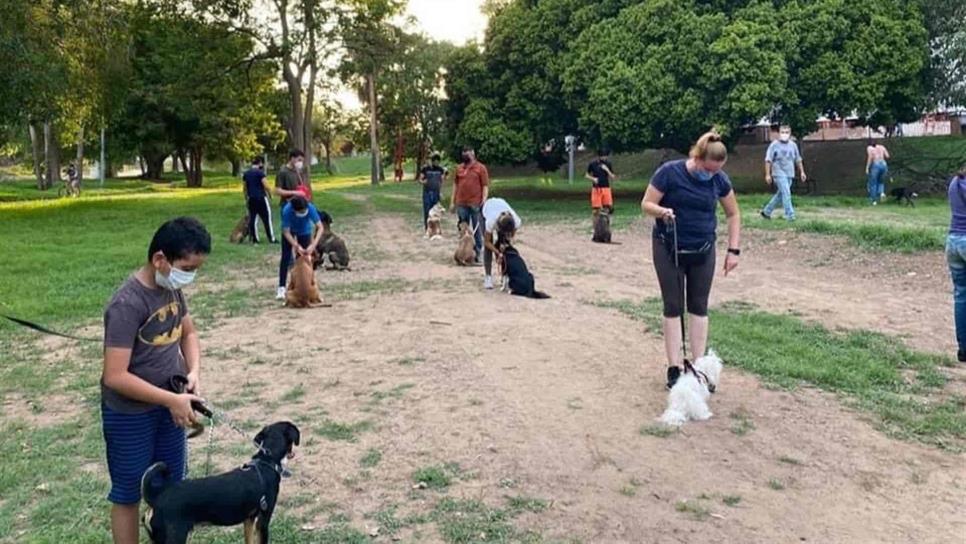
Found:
[689,131,728,162]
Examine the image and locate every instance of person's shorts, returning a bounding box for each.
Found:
[102,403,187,505]
[591,187,613,209]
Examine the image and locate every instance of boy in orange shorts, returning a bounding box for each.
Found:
[586,148,617,219]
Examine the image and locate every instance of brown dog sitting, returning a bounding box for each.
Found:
[592,208,612,244]
[285,252,324,308]
[454,221,477,265]
[229,214,250,243]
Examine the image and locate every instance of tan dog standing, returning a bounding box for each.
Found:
[285,252,324,308]
[454,222,477,266]
[229,214,250,243]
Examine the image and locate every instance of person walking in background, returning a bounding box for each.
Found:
[760,125,806,221]
[243,157,276,244]
[945,164,966,364]
[419,153,448,229]
[586,148,617,218]
[451,146,489,264]
[866,139,890,205]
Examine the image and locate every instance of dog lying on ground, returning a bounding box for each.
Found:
[592,208,612,244]
[659,351,723,426]
[286,252,324,308]
[141,421,301,544]
[890,187,918,207]
[314,216,350,270]
[229,214,250,243]
[425,203,446,240]
[454,221,477,266]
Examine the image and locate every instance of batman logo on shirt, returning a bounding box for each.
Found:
[137,300,183,346]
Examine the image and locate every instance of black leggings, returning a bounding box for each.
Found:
[653,240,716,317]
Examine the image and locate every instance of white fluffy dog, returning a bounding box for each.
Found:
[659,350,723,427]
[425,203,446,240]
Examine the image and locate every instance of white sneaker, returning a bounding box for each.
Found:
[276,286,286,300]
[483,276,494,290]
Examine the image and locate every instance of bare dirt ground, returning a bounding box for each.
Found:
[186,211,964,543]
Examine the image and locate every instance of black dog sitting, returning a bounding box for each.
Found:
[890,187,918,207]
[141,421,300,544]
[497,241,550,299]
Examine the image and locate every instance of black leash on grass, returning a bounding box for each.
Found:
[2,314,100,343]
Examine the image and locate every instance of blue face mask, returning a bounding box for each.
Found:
[693,169,714,182]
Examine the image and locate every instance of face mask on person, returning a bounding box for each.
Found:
[693,169,714,182]
[295,210,309,219]
[461,153,472,164]
[155,265,196,291]
[779,131,791,142]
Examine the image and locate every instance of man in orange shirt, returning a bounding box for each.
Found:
[450,146,489,264]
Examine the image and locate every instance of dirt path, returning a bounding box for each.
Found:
[193,212,964,543]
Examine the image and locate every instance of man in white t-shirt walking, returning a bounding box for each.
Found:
[481,197,522,290]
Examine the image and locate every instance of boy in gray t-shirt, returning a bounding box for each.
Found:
[100,217,210,542]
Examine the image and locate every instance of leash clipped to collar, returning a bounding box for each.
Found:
[2,314,100,343]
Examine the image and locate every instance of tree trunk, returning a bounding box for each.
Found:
[171,153,179,173]
[323,137,333,174]
[138,156,146,177]
[99,126,106,186]
[368,73,381,185]
[76,126,85,186]
[230,158,241,177]
[143,151,165,180]
[44,121,61,190]
[177,150,189,176]
[29,122,44,189]
[186,146,203,187]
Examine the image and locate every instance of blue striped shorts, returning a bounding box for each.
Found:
[101,403,187,504]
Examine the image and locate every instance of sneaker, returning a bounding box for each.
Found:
[270,238,279,244]
[958,349,966,363]
[872,201,878,206]
[275,286,286,300]
[759,210,771,220]
[483,276,494,290]
[666,366,682,390]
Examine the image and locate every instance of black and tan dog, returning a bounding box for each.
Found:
[495,218,550,299]
[890,187,918,207]
[592,207,612,243]
[141,421,301,544]
[314,215,350,270]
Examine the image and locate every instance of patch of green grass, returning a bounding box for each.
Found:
[778,455,802,466]
[431,497,542,544]
[729,408,755,436]
[768,478,786,491]
[722,495,742,507]
[674,500,711,521]
[412,463,461,490]
[313,419,373,442]
[505,496,549,513]
[607,298,966,450]
[280,384,306,403]
[369,383,415,404]
[639,423,678,438]
[360,448,382,468]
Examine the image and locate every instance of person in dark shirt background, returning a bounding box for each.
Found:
[586,148,618,222]
[419,153,448,228]
[242,157,277,244]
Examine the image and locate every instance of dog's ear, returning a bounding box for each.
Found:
[285,422,301,446]
[253,427,267,447]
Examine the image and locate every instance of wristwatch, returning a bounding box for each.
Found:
[727,248,741,256]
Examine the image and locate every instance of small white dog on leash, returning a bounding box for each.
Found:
[659,350,723,427]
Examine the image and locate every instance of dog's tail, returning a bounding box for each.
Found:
[140,462,169,507]
[529,290,551,299]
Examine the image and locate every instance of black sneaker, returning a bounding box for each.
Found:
[759,210,771,220]
[958,349,966,363]
[666,366,681,390]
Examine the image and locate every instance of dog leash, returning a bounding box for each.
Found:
[671,218,689,363]
[1,314,100,343]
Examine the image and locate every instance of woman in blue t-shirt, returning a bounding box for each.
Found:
[945,164,966,363]
[641,131,742,389]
